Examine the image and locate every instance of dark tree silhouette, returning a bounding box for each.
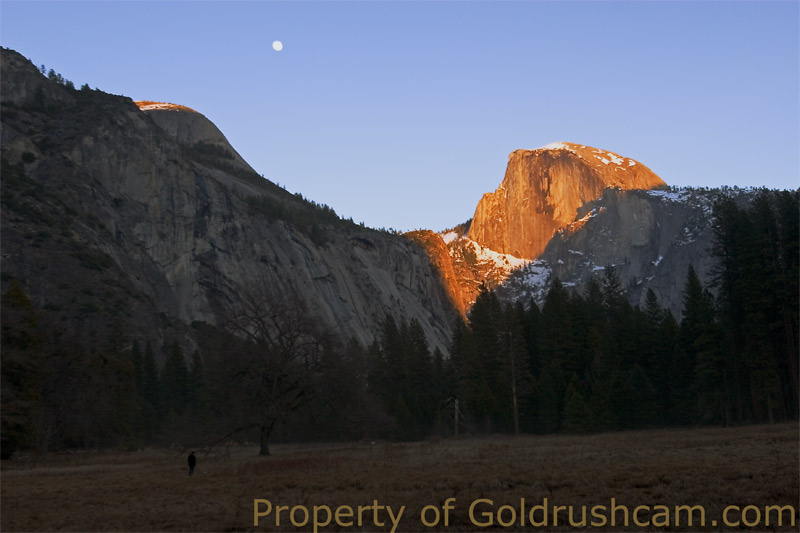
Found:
[223,290,324,455]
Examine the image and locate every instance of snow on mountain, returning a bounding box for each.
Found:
[437,233,530,307]
[498,186,757,317]
[441,231,460,245]
[433,181,755,318]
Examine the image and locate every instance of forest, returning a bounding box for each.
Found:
[1,189,797,458]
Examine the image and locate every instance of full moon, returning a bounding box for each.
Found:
[272,40,283,52]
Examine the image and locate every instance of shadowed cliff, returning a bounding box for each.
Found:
[0,48,458,356]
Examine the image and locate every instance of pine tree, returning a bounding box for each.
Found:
[520,300,542,433]
[448,317,480,433]
[130,341,143,396]
[371,316,437,440]
[539,278,575,373]
[187,350,207,422]
[468,285,505,432]
[141,342,159,433]
[160,341,189,417]
[674,266,711,425]
[649,307,679,426]
[503,302,530,435]
[537,360,564,433]
[710,191,799,423]
[621,364,656,429]
[522,298,542,376]
[403,319,435,440]
[588,385,615,432]
[1,282,45,457]
[562,376,593,433]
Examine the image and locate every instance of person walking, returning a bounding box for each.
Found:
[188,451,196,475]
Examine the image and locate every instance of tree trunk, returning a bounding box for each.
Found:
[509,336,520,436]
[259,424,271,456]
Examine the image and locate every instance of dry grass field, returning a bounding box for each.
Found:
[2,424,798,532]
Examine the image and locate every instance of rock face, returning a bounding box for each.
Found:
[405,230,467,317]
[0,47,740,349]
[496,187,732,318]
[0,48,457,356]
[429,146,737,318]
[466,142,666,259]
[135,101,254,172]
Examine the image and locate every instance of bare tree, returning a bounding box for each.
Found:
[223,290,323,455]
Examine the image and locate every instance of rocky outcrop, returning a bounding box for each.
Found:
[0,51,76,108]
[135,101,254,172]
[466,142,666,259]
[0,48,457,356]
[408,229,532,313]
[444,235,528,309]
[405,230,467,317]
[497,187,733,318]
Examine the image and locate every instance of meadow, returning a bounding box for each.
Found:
[2,423,798,532]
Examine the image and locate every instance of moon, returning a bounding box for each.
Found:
[272,40,283,52]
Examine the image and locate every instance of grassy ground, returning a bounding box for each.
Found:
[1,424,798,532]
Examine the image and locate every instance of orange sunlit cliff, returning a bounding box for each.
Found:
[466,142,667,259]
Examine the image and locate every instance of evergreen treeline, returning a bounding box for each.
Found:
[2,190,797,457]
[368,317,449,441]
[0,282,205,458]
[396,189,798,436]
[441,273,684,435]
[708,189,798,422]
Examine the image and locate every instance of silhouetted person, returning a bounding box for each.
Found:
[188,451,196,476]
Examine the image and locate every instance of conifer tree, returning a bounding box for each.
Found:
[538,360,564,433]
[403,319,436,439]
[1,282,45,457]
[160,341,189,417]
[539,278,575,372]
[710,191,799,423]
[503,301,530,435]
[674,266,711,425]
[468,285,505,432]
[448,317,480,433]
[562,375,592,433]
[141,342,160,434]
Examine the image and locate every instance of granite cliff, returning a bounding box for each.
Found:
[418,145,736,318]
[494,186,737,318]
[135,101,254,172]
[0,46,750,356]
[466,142,666,259]
[0,48,458,356]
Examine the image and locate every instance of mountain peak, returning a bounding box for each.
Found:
[528,142,652,177]
[535,141,573,151]
[467,143,666,259]
[135,99,254,172]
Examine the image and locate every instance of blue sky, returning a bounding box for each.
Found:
[2,1,798,231]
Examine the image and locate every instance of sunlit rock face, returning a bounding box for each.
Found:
[405,230,467,316]
[408,229,528,313]
[466,143,666,259]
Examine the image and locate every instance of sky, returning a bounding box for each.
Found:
[1,1,798,232]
